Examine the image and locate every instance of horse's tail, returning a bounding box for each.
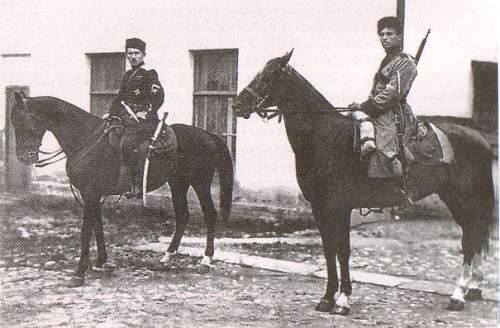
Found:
[475,140,496,254]
[208,133,234,221]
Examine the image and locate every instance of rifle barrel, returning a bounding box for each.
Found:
[415,29,431,65]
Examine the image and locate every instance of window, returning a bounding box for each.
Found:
[88,53,126,117]
[192,49,238,161]
[472,61,498,133]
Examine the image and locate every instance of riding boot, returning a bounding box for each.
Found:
[124,174,142,199]
[124,157,143,199]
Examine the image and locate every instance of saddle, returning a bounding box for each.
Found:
[107,121,178,192]
[406,121,454,164]
[107,121,177,157]
[353,119,454,178]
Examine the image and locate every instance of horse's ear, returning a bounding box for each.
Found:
[280,48,294,66]
[14,91,26,108]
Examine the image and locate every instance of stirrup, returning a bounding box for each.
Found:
[399,189,414,206]
[123,189,143,199]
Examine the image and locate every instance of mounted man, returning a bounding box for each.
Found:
[350,16,417,179]
[104,37,165,198]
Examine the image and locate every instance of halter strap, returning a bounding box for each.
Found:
[244,86,261,99]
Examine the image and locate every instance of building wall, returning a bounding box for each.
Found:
[1,0,497,191]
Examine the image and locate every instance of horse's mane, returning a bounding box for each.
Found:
[287,65,343,115]
[278,64,355,180]
[29,96,102,127]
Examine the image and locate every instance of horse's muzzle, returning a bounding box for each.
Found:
[231,103,251,119]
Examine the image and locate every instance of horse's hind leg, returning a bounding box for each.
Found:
[439,182,492,310]
[160,179,190,265]
[192,180,218,267]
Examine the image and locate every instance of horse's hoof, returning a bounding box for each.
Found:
[160,252,176,265]
[200,256,213,267]
[331,306,350,316]
[446,299,465,311]
[92,264,116,277]
[315,299,334,312]
[92,263,115,272]
[68,276,85,288]
[465,288,482,301]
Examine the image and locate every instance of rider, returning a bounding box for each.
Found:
[104,37,165,198]
[350,16,417,178]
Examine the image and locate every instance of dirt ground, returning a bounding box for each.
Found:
[0,192,498,327]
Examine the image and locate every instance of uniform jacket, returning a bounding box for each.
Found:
[361,49,417,160]
[109,63,165,123]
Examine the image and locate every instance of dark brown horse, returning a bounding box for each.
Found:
[10,92,233,287]
[232,51,495,314]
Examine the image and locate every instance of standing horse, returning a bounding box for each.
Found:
[10,93,233,287]
[232,51,495,314]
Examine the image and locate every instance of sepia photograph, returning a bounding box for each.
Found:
[0,0,498,327]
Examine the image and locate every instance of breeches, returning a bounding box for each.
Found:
[121,123,156,168]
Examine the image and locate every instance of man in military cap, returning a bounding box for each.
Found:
[105,37,165,198]
[350,16,417,178]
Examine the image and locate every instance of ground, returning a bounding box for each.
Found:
[0,192,498,327]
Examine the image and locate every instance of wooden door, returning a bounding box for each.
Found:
[192,49,238,162]
[88,52,126,118]
[5,86,31,191]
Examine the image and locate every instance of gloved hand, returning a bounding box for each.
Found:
[102,113,110,119]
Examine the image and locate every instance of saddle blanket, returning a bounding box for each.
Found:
[407,121,454,165]
[426,122,454,163]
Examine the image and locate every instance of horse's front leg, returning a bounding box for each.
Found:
[93,202,112,272]
[312,201,339,312]
[68,194,100,287]
[333,207,353,316]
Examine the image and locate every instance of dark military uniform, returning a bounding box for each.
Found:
[108,62,165,196]
[109,63,164,123]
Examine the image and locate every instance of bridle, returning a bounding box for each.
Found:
[239,64,354,123]
[241,62,297,122]
[14,98,121,168]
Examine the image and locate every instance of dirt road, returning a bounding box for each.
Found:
[0,192,497,327]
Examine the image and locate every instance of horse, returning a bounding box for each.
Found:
[10,92,234,287]
[232,50,495,314]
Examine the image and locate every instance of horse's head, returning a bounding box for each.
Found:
[232,49,294,119]
[10,92,46,164]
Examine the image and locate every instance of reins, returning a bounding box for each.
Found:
[250,103,355,123]
[34,121,120,168]
[33,120,123,207]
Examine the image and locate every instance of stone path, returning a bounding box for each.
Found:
[136,238,497,302]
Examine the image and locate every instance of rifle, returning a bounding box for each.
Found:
[396,29,430,202]
[415,29,431,65]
